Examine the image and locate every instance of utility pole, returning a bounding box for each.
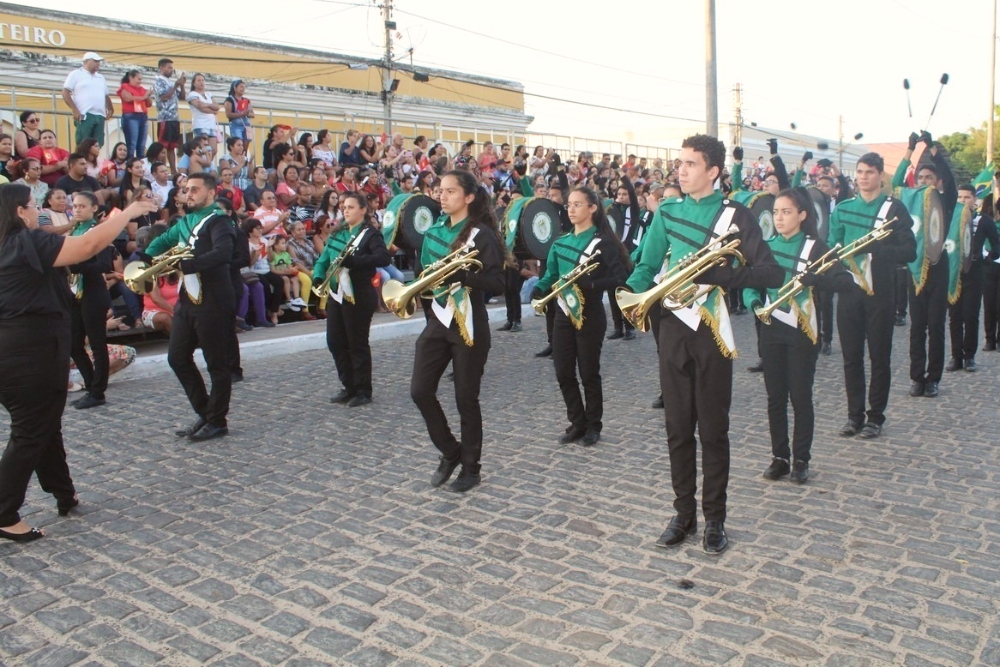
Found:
[989,0,997,166]
[382,0,395,134]
[732,83,743,151]
[705,0,718,137]
[838,114,844,171]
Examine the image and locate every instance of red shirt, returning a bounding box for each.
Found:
[117,83,149,115]
[217,185,244,210]
[26,145,70,186]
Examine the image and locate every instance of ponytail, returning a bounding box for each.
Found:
[444,170,514,266]
[572,185,632,272]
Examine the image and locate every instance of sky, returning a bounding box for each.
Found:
[16,0,1000,148]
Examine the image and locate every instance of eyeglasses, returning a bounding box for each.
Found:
[25,118,38,123]
[763,180,778,186]
[567,202,592,209]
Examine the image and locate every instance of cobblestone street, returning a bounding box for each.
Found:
[2,310,999,666]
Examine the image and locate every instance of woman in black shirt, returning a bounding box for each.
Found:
[0,184,157,542]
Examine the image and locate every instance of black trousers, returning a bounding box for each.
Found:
[410,315,490,475]
[658,313,732,522]
[545,302,555,344]
[761,322,819,463]
[259,271,285,314]
[949,266,983,361]
[817,289,835,344]
[607,288,634,333]
[894,265,909,317]
[326,294,376,394]
[167,301,233,428]
[503,267,524,324]
[70,295,110,399]
[908,257,949,383]
[837,286,894,426]
[552,308,605,433]
[0,317,75,526]
[984,263,1000,346]
[229,281,243,377]
[727,288,745,312]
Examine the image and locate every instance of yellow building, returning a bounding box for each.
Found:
[0,2,531,157]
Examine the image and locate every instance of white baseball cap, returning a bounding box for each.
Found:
[82,51,104,62]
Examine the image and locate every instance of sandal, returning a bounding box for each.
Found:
[0,526,45,543]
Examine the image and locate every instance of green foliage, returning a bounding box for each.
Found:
[937,104,1000,185]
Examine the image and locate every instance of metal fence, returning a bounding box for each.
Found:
[0,84,680,166]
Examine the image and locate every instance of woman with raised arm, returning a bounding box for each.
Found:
[0,184,156,542]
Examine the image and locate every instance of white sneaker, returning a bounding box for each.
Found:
[291,297,308,308]
[288,301,302,312]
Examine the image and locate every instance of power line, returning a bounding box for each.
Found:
[393,8,703,89]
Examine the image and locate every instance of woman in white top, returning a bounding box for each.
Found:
[187,73,221,160]
[312,129,337,167]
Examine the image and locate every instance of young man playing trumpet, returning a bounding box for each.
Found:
[623,134,782,554]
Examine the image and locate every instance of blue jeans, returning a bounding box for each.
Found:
[121,113,148,160]
[229,123,250,141]
[109,281,143,325]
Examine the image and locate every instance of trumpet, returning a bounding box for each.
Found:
[123,245,194,295]
[530,250,601,315]
[311,243,357,298]
[835,217,896,261]
[754,245,840,325]
[382,247,482,319]
[615,225,745,333]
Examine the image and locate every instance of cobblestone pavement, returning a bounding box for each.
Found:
[2,309,999,667]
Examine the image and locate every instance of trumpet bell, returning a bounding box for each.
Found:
[381,278,418,319]
[123,260,154,295]
[613,287,651,333]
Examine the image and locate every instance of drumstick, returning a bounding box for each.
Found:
[903,79,912,118]
[924,73,949,131]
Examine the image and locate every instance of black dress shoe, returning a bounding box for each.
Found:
[430,457,460,488]
[347,392,372,407]
[559,426,586,444]
[895,314,907,327]
[838,421,861,437]
[984,341,997,352]
[965,358,977,372]
[511,322,522,332]
[821,341,832,356]
[535,345,553,358]
[623,329,636,341]
[330,388,356,404]
[607,330,624,340]
[762,458,790,480]
[909,381,925,397]
[651,394,664,409]
[497,321,513,331]
[176,417,207,437]
[448,470,481,493]
[747,360,764,373]
[703,521,729,554]
[73,394,106,410]
[945,358,962,372]
[188,423,229,441]
[924,381,939,398]
[57,496,79,517]
[858,422,881,439]
[790,461,809,484]
[654,514,697,548]
[231,373,244,383]
[580,429,600,447]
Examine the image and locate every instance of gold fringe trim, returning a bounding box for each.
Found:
[793,295,819,345]
[949,275,962,305]
[845,256,874,296]
[568,284,586,331]
[699,288,738,359]
[453,288,474,347]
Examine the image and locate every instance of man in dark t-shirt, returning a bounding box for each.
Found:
[243,166,274,212]
[55,153,103,201]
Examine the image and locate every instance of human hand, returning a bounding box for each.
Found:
[767,138,778,156]
[733,146,744,162]
[908,132,919,151]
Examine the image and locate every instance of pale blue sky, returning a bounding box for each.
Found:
[17,0,1000,146]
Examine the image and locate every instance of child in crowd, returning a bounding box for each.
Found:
[269,236,306,311]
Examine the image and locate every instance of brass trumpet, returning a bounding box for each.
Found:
[754,244,840,325]
[311,244,357,299]
[382,247,482,319]
[530,250,601,315]
[615,225,745,333]
[834,217,896,261]
[123,246,194,295]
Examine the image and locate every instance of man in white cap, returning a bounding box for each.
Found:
[62,52,114,146]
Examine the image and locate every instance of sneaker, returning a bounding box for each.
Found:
[790,461,809,484]
[762,458,790,480]
[510,322,522,332]
[858,422,882,439]
[895,315,906,327]
[965,358,977,372]
[838,421,861,437]
[291,297,308,308]
[287,301,302,312]
[497,321,513,331]
[623,329,636,341]
[430,457,460,487]
[448,469,481,493]
[73,394,106,410]
[945,358,962,372]
[607,330,624,340]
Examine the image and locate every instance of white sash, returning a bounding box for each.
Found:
[431,227,480,336]
[181,212,214,303]
[769,238,816,330]
[852,199,894,292]
[331,228,368,305]
[557,237,601,317]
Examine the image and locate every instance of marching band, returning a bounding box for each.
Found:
[3,130,997,552]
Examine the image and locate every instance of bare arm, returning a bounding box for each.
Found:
[53,200,158,267]
[61,89,81,120]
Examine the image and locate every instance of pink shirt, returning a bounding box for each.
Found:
[275,182,296,211]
